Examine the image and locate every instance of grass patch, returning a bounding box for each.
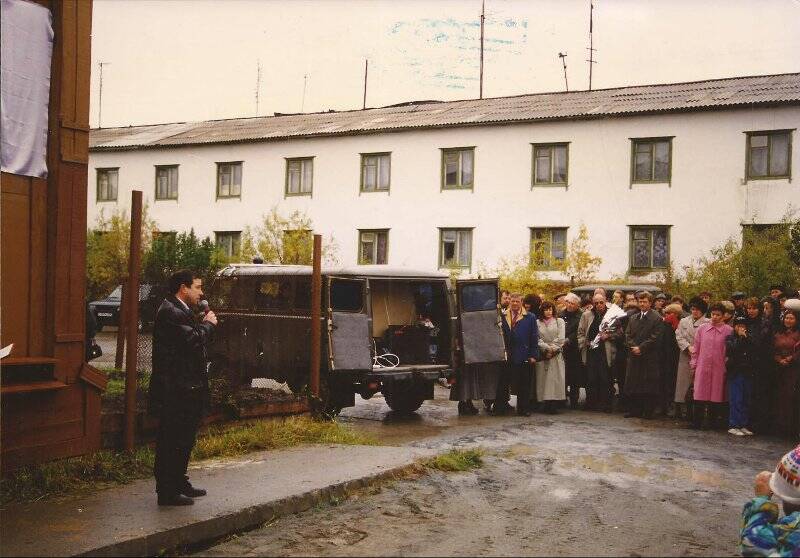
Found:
[191,416,377,460]
[0,446,155,505]
[422,448,484,472]
[2,417,375,505]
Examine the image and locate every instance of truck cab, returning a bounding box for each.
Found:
[207,264,505,414]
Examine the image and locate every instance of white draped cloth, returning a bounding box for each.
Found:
[1,0,54,178]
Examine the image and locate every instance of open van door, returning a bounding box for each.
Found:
[326,277,372,371]
[455,279,506,364]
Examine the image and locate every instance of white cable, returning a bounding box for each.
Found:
[372,337,399,368]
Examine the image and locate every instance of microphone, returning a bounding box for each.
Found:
[198,299,210,315]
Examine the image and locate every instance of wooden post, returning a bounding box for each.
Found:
[123,191,143,451]
[114,280,127,369]
[309,234,322,398]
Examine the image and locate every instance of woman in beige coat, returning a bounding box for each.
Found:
[674,297,709,419]
[535,302,566,414]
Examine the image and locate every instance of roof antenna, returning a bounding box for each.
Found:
[255,59,262,116]
[363,59,368,109]
[301,74,308,113]
[479,0,485,99]
[586,1,598,90]
[97,61,111,128]
[558,52,568,92]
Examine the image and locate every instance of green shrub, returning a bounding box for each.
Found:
[423,448,484,472]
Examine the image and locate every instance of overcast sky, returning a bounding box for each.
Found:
[90,0,800,128]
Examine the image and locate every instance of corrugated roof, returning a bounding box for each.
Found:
[90,73,800,151]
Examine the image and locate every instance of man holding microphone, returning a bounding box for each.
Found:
[149,270,217,506]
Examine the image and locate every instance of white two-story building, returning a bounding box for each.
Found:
[88,73,800,280]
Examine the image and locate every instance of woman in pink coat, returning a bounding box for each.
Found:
[690,302,733,430]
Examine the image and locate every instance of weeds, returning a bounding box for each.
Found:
[422,448,484,472]
[2,417,375,505]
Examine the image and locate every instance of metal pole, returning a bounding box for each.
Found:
[559,52,569,92]
[97,62,110,128]
[309,234,322,398]
[479,0,485,99]
[123,191,143,451]
[363,59,368,110]
[114,280,127,369]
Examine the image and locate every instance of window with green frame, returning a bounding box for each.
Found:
[629,226,670,271]
[285,158,313,196]
[96,168,118,201]
[439,228,472,269]
[530,227,567,269]
[746,131,792,180]
[217,162,242,198]
[441,147,474,189]
[631,138,672,183]
[360,153,390,192]
[155,165,179,200]
[358,230,388,264]
[532,143,568,185]
[215,231,241,258]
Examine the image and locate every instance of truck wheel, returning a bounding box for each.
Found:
[384,385,425,414]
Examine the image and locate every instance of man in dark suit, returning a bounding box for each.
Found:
[623,291,663,419]
[495,293,539,416]
[149,270,217,506]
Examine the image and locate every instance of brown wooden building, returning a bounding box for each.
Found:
[1,0,106,471]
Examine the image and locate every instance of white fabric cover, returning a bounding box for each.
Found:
[1,0,53,178]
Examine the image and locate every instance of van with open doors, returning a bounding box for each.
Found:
[206,264,506,414]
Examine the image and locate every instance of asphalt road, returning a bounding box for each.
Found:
[194,386,793,557]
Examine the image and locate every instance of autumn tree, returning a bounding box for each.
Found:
[239,207,338,266]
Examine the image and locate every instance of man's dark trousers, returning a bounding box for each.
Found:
[154,402,202,496]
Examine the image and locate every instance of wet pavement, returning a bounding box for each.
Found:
[195,386,793,557]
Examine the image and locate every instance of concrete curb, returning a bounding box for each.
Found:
[78,462,421,557]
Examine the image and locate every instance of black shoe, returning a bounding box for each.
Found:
[483,399,494,411]
[158,494,195,506]
[491,404,513,416]
[465,401,479,415]
[180,485,207,498]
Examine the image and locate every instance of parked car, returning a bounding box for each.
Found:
[206,264,506,415]
[89,283,165,332]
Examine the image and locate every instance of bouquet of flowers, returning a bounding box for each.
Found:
[590,303,627,349]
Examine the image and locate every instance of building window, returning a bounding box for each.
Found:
[629,226,670,271]
[530,227,567,269]
[360,153,390,192]
[441,147,474,189]
[96,168,118,201]
[439,228,473,269]
[215,231,241,258]
[286,158,313,196]
[631,138,672,183]
[282,229,312,263]
[217,162,242,198]
[532,144,568,186]
[747,131,792,180]
[155,165,179,200]
[358,230,388,265]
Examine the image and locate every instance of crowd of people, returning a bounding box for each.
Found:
[455,283,800,443]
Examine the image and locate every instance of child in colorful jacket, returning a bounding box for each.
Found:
[740,445,800,557]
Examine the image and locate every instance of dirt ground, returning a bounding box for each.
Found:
[195,387,791,557]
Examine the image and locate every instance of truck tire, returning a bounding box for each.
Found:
[384,385,425,414]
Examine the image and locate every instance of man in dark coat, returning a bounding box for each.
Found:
[623,291,663,419]
[149,270,217,506]
[560,293,584,408]
[495,293,539,416]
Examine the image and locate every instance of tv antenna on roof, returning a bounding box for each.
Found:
[558,52,568,92]
[97,61,111,128]
[586,1,598,90]
[479,0,485,99]
[255,59,262,116]
[301,74,308,113]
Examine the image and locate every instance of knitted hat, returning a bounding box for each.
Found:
[769,445,800,505]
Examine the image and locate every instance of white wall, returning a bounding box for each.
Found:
[88,106,800,279]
